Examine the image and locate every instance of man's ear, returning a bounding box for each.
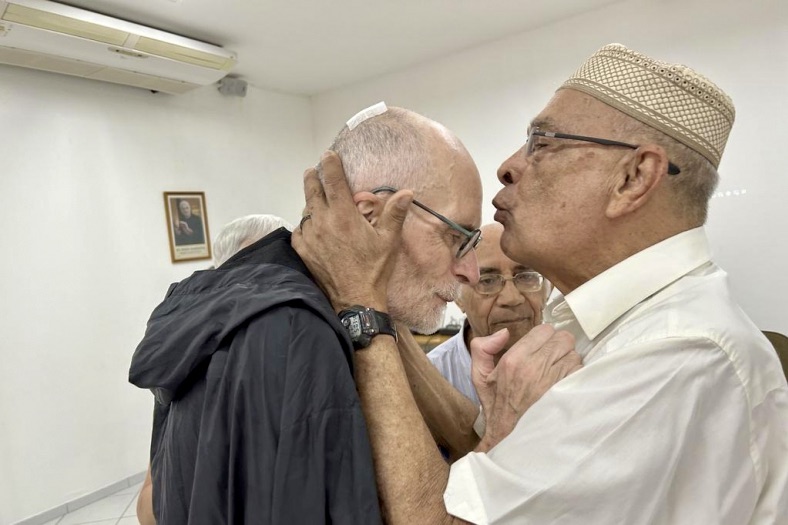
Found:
[353,191,386,225]
[606,145,668,219]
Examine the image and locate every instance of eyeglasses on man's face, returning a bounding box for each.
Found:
[475,271,544,296]
[526,128,681,176]
[371,186,482,259]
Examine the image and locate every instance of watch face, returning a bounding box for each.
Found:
[343,315,363,339]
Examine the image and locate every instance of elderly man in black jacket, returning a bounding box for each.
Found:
[130,105,488,524]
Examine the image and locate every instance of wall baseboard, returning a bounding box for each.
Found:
[13,471,147,525]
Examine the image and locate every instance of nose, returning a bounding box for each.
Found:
[452,248,480,286]
[497,148,525,186]
[496,279,526,307]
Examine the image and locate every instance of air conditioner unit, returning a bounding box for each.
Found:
[0,0,238,94]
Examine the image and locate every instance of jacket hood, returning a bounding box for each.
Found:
[129,231,348,404]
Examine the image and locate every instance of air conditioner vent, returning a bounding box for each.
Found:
[0,0,238,94]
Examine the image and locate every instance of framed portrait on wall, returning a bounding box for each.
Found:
[163,191,212,263]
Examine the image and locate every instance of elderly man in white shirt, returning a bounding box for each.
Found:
[293,43,788,525]
[428,223,550,406]
[445,226,787,524]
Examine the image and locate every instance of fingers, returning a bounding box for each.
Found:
[377,189,413,236]
[303,166,326,213]
[471,328,509,381]
[505,323,556,358]
[294,167,320,256]
[318,151,355,210]
[541,330,576,364]
[471,328,510,358]
[553,350,583,378]
[496,326,577,385]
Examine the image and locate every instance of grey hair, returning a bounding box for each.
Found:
[327,107,432,194]
[213,214,293,267]
[616,116,719,226]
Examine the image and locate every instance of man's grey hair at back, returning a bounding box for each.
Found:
[213,214,293,267]
[327,107,431,194]
[615,114,719,226]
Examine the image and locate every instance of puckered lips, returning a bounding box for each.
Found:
[493,197,509,226]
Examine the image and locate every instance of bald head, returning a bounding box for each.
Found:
[478,223,505,254]
[326,105,483,334]
[328,106,472,197]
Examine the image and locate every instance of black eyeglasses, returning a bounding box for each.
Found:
[371,186,482,259]
[527,128,681,176]
[475,271,544,296]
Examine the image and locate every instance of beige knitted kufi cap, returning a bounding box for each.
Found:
[560,43,735,168]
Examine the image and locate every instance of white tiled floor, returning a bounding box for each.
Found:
[42,482,141,525]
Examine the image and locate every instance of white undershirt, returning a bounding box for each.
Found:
[427,324,480,405]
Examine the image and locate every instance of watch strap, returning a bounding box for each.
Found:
[338,305,398,349]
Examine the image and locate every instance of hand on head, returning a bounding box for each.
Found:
[291,151,414,312]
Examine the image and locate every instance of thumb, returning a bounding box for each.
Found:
[377,189,413,235]
[470,328,509,379]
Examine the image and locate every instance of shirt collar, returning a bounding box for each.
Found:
[547,227,712,340]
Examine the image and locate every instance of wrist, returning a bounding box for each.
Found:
[333,295,388,314]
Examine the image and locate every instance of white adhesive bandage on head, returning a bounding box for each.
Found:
[346,101,388,131]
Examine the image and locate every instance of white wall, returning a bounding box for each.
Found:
[0,67,314,524]
[311,0,788,335]
[4,0,788,521]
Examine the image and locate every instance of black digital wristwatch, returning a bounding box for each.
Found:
[338,305,398,350]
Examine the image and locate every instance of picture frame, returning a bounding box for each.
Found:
[163,191,212,263]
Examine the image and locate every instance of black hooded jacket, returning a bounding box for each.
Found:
[129,229,382,524]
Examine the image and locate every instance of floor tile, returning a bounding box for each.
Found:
[59,494,135,525]
[40,518,63,525]
[118,517,139,525]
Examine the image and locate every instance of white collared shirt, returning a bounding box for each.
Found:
[427,323,480,405]
[444,228,788,524]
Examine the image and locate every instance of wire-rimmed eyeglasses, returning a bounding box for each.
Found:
[527,128,681,176]
[371,186,481,259]
[475,271,544,296]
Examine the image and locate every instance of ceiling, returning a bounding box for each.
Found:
[59,0,620,95]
